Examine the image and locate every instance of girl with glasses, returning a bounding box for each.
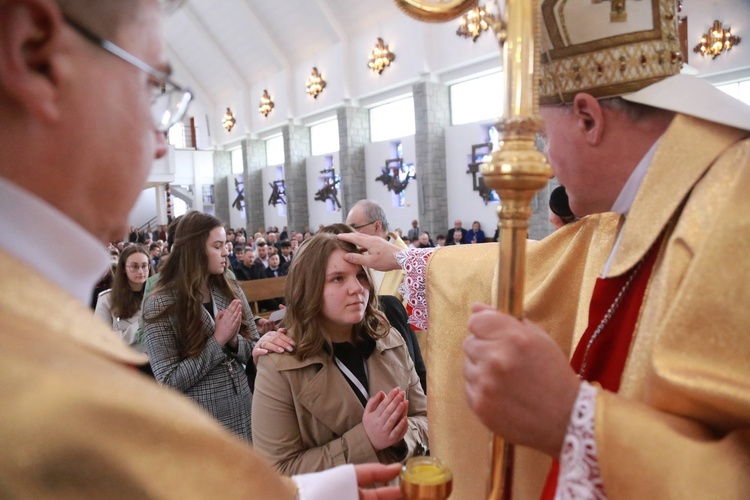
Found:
[251,230,428,474]
[142,211,292,442]
[94,244,152,355]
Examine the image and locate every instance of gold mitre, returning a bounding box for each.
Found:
[539,0,682,105]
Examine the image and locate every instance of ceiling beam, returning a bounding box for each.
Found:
[239,0,296,120]
[181,4,248,89]
[313,0,351,99]
[314,0,347,42]
[165,44,218,146]
[239,0,291,70]
[164,44,217,114]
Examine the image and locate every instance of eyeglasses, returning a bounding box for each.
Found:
[350,221,377,231]
[63,16,193,133]
[126,263,150,272]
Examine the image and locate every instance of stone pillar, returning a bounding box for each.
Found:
[242,139,266,235]
[154,184,168,225]
[282,124,311,233]
[213,150,231,224]
[413,81,450,237]
[337,106,370,218]
[527,177,559,240]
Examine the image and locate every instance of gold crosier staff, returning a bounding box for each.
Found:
[394,1,552,499]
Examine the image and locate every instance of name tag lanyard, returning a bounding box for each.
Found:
[334,356,370,401]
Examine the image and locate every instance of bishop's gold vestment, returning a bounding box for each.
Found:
[0,251,295,498]
[425,114,750,499]
[377,231,408,300]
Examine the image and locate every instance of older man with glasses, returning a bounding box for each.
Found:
[346,199,409,302]
[0,1,399,498]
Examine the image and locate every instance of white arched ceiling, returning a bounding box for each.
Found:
[162,0,750,147]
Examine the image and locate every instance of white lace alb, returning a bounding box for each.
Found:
[556,381,604,499]
[395,247,435,331]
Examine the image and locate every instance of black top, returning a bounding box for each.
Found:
[378,295,427,394]
[332,337,375,407]
[202,298,214,319]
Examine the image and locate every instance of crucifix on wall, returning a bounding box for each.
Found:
[232,177,245,213]
[375,158,416,195]
[465,142,497,205]
[268,180,286,207]
[314,167,341,210]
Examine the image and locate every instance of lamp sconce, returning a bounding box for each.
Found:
[694,20,741,59]
[375,158,415,194]
[456,5,495,42]
[259,90,275,117]
[368,38,396,74]
[466,142,497,204]
[222,107,236,132]
[306,67,326,99]
[267,180,286,207]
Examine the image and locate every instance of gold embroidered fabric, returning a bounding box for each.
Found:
[0,250,296,498]
[540,0,682,104]
[425,214,619,499]
[599,119,750,498]
[425,116,750,498]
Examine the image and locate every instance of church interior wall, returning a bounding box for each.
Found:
[133,3,750,234]
[129,188,158,230]
[226,175,247,231]
[364,135,419,232]
[445,121,502,238]
[261,164,290,232]
[350,16,429,99]
[249,70,290,134]
[305,153,344,230]
[294,45,347,120]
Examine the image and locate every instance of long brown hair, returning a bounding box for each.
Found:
[284,229,389,361]
[146,211,250,359]
[110,244,151,319]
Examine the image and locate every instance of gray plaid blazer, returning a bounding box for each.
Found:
[143,282,259,442]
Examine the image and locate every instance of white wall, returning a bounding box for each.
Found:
[261,165,289,231]
[173,149,214,186]
[445,122,501,238]
[161,0,750,234]
[363,135,419,232]
[295,45,347,119]
[427,16,500,75]
[306,153,344,229]
[181,98,213,150]
[147,146,175,185]
[129,187,157,229]
[351,17,427,98]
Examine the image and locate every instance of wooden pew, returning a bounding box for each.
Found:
[238,276,286,318]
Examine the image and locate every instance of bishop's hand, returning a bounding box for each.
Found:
[463,302,580,457]
[337,233,402,272]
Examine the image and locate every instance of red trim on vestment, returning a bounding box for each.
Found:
[541,236,662,499]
